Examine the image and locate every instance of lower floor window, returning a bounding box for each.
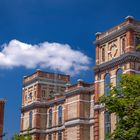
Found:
[104,111,111,140]
[58,131,62,140]
[48,134,52,140]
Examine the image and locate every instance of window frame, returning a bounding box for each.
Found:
[58,106,63,125]
[104,111,111,140]
[104,73,111,96]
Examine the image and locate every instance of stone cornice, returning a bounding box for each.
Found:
[21,98,65,112]
[65,86,94,97]
[20,118,94,135]
[94,51,140,74]
[23,77,67,87]
[95,23,140,45]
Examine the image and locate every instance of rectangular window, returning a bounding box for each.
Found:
[58,132,62,140]
[42,90,46,98]
[102,47,105,62]
[48,134,52,140]
[120,37,126,54]
[104,112,111,140]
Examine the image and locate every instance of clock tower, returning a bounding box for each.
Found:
[93,16,140,140]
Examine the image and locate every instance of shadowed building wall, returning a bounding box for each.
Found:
[0,100,5,140]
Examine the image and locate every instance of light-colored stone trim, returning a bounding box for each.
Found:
[123,69,140,74]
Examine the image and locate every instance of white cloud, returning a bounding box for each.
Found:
[0,39,91,76]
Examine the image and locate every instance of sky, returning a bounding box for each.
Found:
[0,0,140,139]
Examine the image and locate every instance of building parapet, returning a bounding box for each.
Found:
[21,96,65,112]
[95,16,140,45]
[23,69,70,85]
[65,80,94,96]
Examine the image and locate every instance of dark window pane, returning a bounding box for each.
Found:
[49,109,52,127]
[29,111,32,128]
[48,134,52,140]
[58,132,62,140]
[102,47,105,62]
[104,74,110,96]
[104,112,111,140]
[58,106,62,125]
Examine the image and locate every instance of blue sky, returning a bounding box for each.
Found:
[0,0,140,139]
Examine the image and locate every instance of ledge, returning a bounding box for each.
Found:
[94,51,140,74]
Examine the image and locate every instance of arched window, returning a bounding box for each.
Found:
[48,134,52,140]
[48,109,52,127]
[104,73,110,96]
[58,131,62,140]
[58,106,62,125]
[116,69,122,87]
[104,111,111,139]
[29,111,33,128]
[116,68,123,97]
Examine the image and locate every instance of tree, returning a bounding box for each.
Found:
[100,74,140,140]
[11,130,32,140]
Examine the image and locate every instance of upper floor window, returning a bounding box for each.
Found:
[28,92,32,100]
[58,106,62,125]
[24,94,27,101]
[29,111,33,128]
[104,111,111,140]
[42,90,46,98]
[102,47,105,62]
[58,131,62,140]
[48,109,52,127]
[121,37,125,54]
[104,74,110,96]
[116,69,122,87]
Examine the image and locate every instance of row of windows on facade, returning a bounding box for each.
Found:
[28,106,63,129]
[104,68,122,139]
[25,89,61,101]
[48,131,62,140]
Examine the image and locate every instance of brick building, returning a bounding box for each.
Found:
[20,16,140,140]
[93,16,140,140]
[20,70,94,140]
[0,100,5,140]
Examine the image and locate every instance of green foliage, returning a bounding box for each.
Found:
[11,130,32,140]
[136,44,140,51]
[100,74,140,140]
